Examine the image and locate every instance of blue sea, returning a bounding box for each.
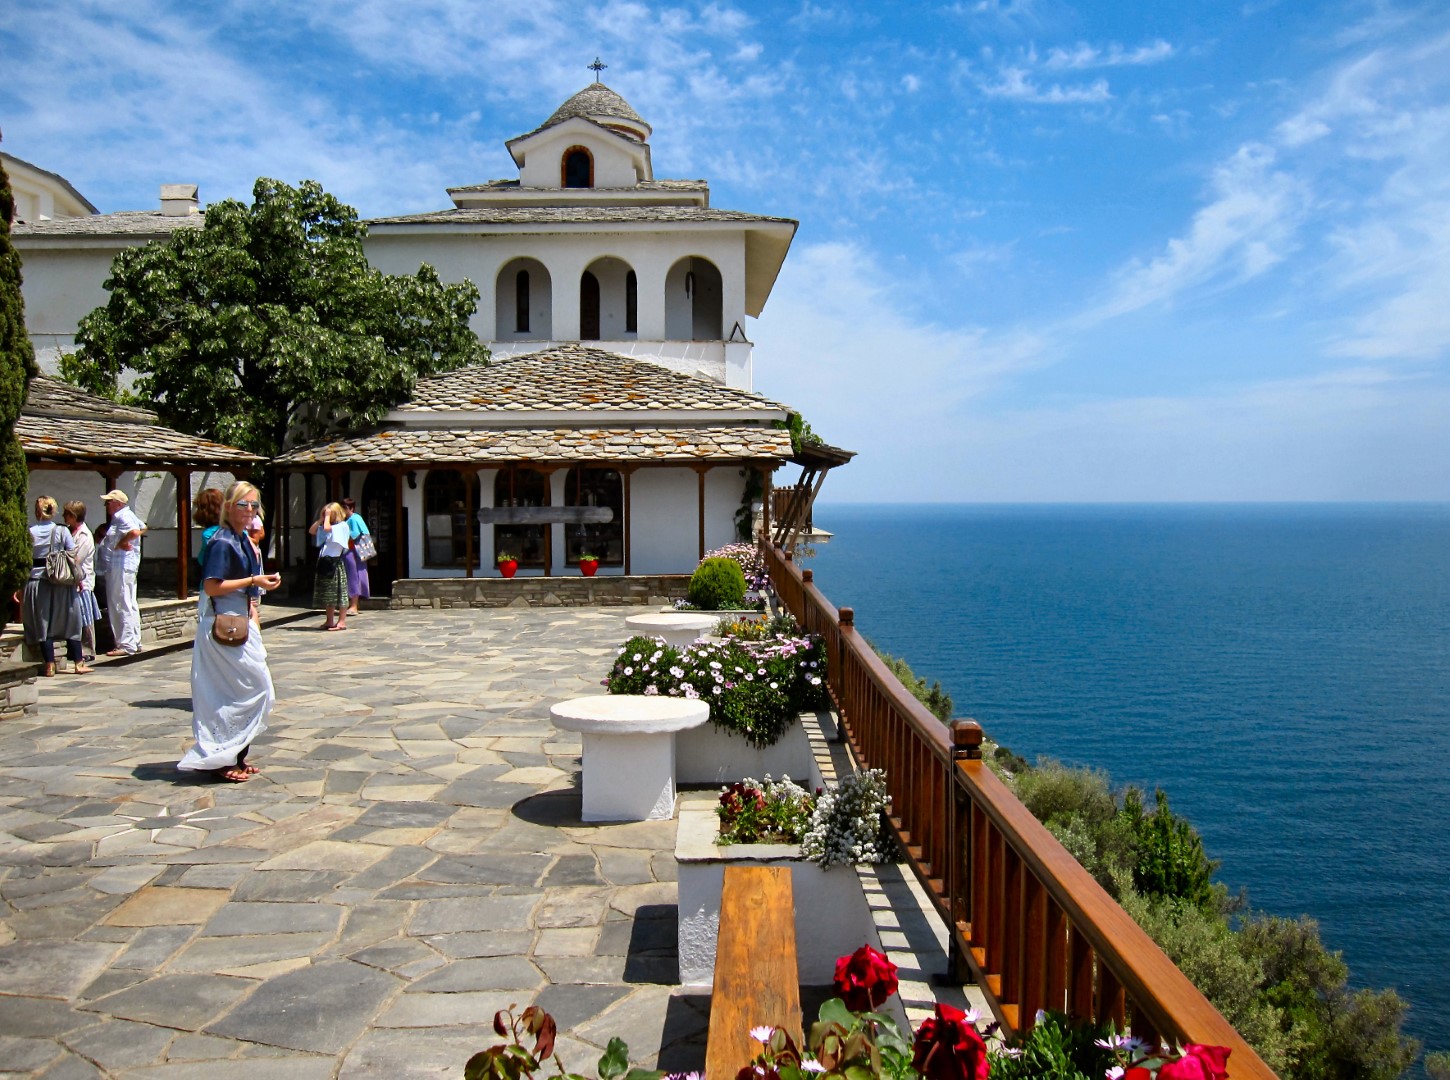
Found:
[806,503,1450,1058]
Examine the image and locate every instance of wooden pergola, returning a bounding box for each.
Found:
[770,441,856,553]
[17,376,264,599]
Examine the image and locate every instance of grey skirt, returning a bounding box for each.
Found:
[22,577,82,643]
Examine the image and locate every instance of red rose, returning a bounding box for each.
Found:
[832,944,899,1012]
[1158,1044,1231,1080]
[910,1003,989,1080]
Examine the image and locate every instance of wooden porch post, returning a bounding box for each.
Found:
[463,467,476,579]
[395,469,409,584]
[759,465,772,543]
[174,469,191,599]
[694,465,709,562]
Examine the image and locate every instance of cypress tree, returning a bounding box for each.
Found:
[0,146,37,616]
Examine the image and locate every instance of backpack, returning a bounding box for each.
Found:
[45,525,78,586]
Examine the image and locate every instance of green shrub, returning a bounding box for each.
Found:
[1425,1051,1450,1080]
[687,556,747,611]
[1122,787,1219,909]
[1009,759,1135,895]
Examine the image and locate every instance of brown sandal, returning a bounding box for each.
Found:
[71,663,92,674]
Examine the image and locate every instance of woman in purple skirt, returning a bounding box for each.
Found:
[341,497,371,617]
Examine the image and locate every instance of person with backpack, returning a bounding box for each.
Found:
[23,496,87,677]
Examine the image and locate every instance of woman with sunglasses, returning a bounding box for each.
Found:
[177,481,282,782]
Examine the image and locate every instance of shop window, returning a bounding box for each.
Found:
[494,467,550,568]
[564,467,623,566]
[423,470,480,567]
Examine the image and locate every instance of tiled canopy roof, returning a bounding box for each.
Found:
[396,344,788,416]
[273,425,792,466]
[367,205,791,227]
[447,179,707,194]
[275,345,794,467]
[13,211,204,238]
[20,376,262,467]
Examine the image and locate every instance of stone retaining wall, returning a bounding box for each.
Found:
[8,597,200,663]
[389,575,692,609]
[0,662,41,721]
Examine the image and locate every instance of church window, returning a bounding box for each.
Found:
[625,270,638,333]
[580,271,601,340]
[563,147,593,188]
[515,270,530,333]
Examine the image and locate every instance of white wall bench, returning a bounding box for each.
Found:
[549,694,710,821]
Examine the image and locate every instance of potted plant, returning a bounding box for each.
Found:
[496,552,518,578]
[578,552,599,577]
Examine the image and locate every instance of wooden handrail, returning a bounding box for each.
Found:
[761,539,1278,1078]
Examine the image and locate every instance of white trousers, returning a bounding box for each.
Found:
[104,569,141,653]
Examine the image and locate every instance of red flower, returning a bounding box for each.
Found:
[910,1003,989,1080]
[1158,1044,1231,1080]
[832,944,899,1012]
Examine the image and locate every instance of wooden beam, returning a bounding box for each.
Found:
[695,464,709,562]
[174,470,191,600]
[464,468,476,579]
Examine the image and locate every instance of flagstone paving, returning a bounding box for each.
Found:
[0,607,712,1079]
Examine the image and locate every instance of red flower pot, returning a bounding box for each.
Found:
[498,559,518,578]
[579,559,599,577]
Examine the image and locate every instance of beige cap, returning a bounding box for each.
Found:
[102,489,129,504]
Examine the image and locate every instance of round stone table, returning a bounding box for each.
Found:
[624,612,719,649]
[550,694,711,821]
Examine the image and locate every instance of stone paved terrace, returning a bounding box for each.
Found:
[0,607,711,1080]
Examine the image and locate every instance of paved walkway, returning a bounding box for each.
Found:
[0,608,710,1080]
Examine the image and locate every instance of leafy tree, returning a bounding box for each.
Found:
[0,148,36,610]
[875,649,954,722]
[1425,1051,1450,1080]
[64,177,487,462]
[1010,758,1136,895]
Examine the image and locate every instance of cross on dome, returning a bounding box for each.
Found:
[589,58,607,83]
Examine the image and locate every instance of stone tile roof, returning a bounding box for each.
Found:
[447,179,707,194]
[366,205,791,227]
[20,376,262,466]
[273,425,792,466]
[544,83,647,130]
[396,344,789,416]
[13,210,205,238]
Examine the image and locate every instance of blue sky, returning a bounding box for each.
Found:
[4,0,1449,501]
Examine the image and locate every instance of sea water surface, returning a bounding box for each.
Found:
[805,503,1450,1056]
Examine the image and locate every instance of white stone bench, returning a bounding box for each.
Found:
[624,612,718,649]
[549,695,711,821]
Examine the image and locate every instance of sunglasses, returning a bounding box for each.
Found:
[235,500,261,510]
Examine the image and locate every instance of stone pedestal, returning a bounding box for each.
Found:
[550,695,710,821]
[624,612,718,649]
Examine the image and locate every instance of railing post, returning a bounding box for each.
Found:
[938,719,983,985]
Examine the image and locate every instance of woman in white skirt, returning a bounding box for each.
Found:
[177,481,282,782]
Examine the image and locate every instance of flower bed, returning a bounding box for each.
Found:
[604,631,828,748]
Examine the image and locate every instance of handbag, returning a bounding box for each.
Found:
[353,534,378,561]
[44,525,78,586]
[211,593,250,647]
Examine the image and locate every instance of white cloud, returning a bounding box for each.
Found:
[901,73,922,93]
[1042,40,1175,70]
[978,67,1111,104]
[1082,143,1304,323]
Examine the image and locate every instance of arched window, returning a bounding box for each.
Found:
[565,468,624,566]
[515,270,530,333]
[580,271,601,340]
[563,148,593,188]
[625,270,638,334]
[423,470,480,568]
[494,468,550,568]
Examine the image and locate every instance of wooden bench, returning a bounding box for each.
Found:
[704,865,804,1079]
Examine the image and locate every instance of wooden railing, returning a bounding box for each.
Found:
[762,541,1278,1078]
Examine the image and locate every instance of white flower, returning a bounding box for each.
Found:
[1106,1068,1125,1080]
[800,1060,827,1073]
[623,667,633,675]
[749,1026,774,1043]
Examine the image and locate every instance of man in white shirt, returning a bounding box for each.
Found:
[99,489,147,655]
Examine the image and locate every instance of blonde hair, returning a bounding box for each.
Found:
[34,496,58,520]
[223,481,260,521]
[324,501,346,526]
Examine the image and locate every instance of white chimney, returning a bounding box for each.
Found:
[160,183,200,216]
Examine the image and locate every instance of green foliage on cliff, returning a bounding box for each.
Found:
[875,650,954,722]
[0,152,36,605]
[996,754,1423,1077]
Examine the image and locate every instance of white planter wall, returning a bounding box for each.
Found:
[675,718,815,786]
